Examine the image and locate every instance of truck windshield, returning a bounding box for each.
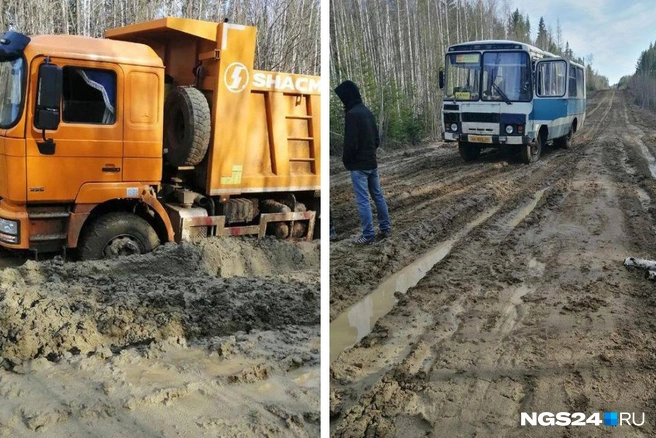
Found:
[0,58,24,128]
[482,52,531,102]
[445,53,481,101]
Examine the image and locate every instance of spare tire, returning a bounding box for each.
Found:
[164,86,211,166]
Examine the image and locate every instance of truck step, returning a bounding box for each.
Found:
[27,211,70,219]
[30,233,67,242]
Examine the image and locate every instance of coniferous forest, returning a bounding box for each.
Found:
[623,42,656,109]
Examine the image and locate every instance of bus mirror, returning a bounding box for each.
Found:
[439,69,444,89]
[35,62,62,131]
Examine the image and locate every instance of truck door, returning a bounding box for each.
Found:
[533,58,568,140]
[27,59,123,202]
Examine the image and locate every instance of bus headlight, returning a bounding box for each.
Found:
[451,123,458,132]
[505,125,514,134]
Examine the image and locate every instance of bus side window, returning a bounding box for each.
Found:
[537,61,566,97]
[576,67,584,98]
[569,65,577,98]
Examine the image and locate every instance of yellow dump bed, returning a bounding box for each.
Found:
[106,18,320,197]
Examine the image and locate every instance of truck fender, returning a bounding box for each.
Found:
[68,184,175,248]
[139,186,175,243]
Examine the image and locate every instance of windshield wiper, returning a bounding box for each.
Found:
[492,82,512,105]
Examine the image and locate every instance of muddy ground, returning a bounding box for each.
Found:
[330,90,656,437]
[0,237,320,437]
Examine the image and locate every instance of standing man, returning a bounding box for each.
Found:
[334,80,391,244]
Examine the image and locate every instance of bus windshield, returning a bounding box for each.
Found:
[482,52,531,102]
[0,58,24,128]
[445,53,480,101]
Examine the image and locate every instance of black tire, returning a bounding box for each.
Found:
[521,134,543,164]
[78,212,160,260]
[164,86,211,166]
[554,125,573,149]
[458,142,481,162]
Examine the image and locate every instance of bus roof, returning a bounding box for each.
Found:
[448,40,558,59]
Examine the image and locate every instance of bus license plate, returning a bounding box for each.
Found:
[469,135,492,144]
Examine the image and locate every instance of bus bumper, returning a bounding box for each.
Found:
[445,132,531,145]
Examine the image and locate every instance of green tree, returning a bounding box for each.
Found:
[536,17,548,50]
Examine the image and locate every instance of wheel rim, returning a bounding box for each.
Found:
[531,142,539,158]
[103,235,142,258]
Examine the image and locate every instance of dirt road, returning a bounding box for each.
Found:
[330,90,656,437]
[0,238,319,437]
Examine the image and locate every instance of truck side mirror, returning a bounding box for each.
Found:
[35,62,62,131]
[438,69,444,89]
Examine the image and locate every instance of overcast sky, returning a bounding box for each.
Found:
[511,0,655,85]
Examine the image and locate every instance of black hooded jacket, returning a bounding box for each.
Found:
[334,80,380,171]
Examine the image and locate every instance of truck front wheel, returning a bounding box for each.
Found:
[78,212,160,260]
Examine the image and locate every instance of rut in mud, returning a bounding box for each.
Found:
[0,237,320,437]
[330,90,656,437]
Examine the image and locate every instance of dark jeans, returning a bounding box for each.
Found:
[350,169,391,239]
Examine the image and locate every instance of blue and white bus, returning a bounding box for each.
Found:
[439,40,585,163]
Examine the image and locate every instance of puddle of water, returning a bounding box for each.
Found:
[505,189,546,229]
[330,189,550,363]
[527,258,546,277]
[636,187,651,210]
[618,140,637,176]
[330,206,500,363]
[497,285,533,333]
[637,141,656,179]
[290,367,320,388]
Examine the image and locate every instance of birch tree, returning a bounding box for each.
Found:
[0,0,319,75]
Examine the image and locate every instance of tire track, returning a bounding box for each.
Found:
[331,90,656,437]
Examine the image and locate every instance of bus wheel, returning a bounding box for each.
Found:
[555,126,573,149]
[79,212,160,260]
[458,142,481,162]
[521,137,542,164]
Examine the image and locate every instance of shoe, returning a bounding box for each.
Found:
[377,230,391,240]
[352,236,375,245]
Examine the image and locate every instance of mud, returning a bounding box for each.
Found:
[330,90,656,437]
[0,237,320,437]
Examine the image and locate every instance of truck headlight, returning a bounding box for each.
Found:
[505,125,514,134]
[0,218,18,235]
[451,123,458,132]
[0,218,19,244]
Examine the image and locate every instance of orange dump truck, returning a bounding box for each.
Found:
[0,17,320,259]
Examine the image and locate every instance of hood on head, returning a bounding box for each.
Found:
[334,80,362,110]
